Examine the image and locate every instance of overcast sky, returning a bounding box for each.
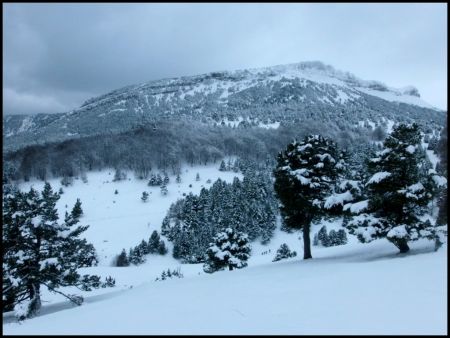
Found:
[3,3,447,115]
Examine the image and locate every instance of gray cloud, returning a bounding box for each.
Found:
[3,3,447,114]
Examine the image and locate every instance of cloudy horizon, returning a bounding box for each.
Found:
[3,3,447,115]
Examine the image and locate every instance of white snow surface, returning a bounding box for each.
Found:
[3,163,447,334]
[366,171,391,185]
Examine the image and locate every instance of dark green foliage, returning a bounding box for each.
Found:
[2,183,107,319]
[157,240,168,255]
[436,122,447,226]
[165,169,277,263]
[71,198,83,219]
[346,123,441,252]
[317,226,329,247]
[148,230,161,254]
[116,249,129,267]
[203,228,251,273]
[163,173,170,185]
[219,160,226,171]
[273,135,345,259]
[155,268,183,281]
[272,243,297,262]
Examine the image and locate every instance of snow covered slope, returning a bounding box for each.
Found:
[3,163,447,334]
[3,240,446,335]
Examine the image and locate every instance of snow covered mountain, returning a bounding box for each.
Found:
[3,61,446,152]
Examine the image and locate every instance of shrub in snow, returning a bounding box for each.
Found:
[160,183,168,196]
[60,176,73,187]
[314,226,348,247]
[3,183,107,319]
[274,135,347,259]
[203,228,251,273]
[59,187,64,194]
[317,225,329,247]
[346,123,443,253]
[163,173,170,185]
[114,189,118,195]
[103,276,116,288]
[141,191,149,202]
[116,249,130,267]
[196,173,200,181]
[272,243,297,262]
[155,268,183,281]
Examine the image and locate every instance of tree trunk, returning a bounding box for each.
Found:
[229,265,233,271]
[303,224,312,259]
[27,282,41,318]
[396,238,410,253]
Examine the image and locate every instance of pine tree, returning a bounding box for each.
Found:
[148,174,157,186]
[158,240,168,255]
[116,249,129,267]
[138,239,149,255]
[337,229,348,245]
[163,173,170,185]
[161,216,171,237]
[328,229,338,246]
[141,191,149,202]
[196,173,200,181]
[176,174,182,184]
[203,228,251,273]
[317,225,329,247]
[347,123,442,253]
[219,160,226,171]
[156,174,163,186]
[274,135,345,259]
[71,198,83,219]
[272,243,297,262]
[148,230,161,254]
[2,183,105,319]
[114,189,118,195]
[436,122,448,226]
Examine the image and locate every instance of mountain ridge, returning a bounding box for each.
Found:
[3,61,445,152]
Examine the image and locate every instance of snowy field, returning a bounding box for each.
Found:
[3,163,447,334]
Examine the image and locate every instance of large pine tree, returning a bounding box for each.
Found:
[2,183,103,319]
[346,123,443,253]
[273,135,345,259]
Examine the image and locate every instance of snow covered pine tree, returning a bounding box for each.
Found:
[203,228,251,273]
[273,135,346,259]
[2,183,106,319]
[346,123,446,253]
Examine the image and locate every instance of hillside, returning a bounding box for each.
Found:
[3,238,446,334]
[3,61,446,152]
